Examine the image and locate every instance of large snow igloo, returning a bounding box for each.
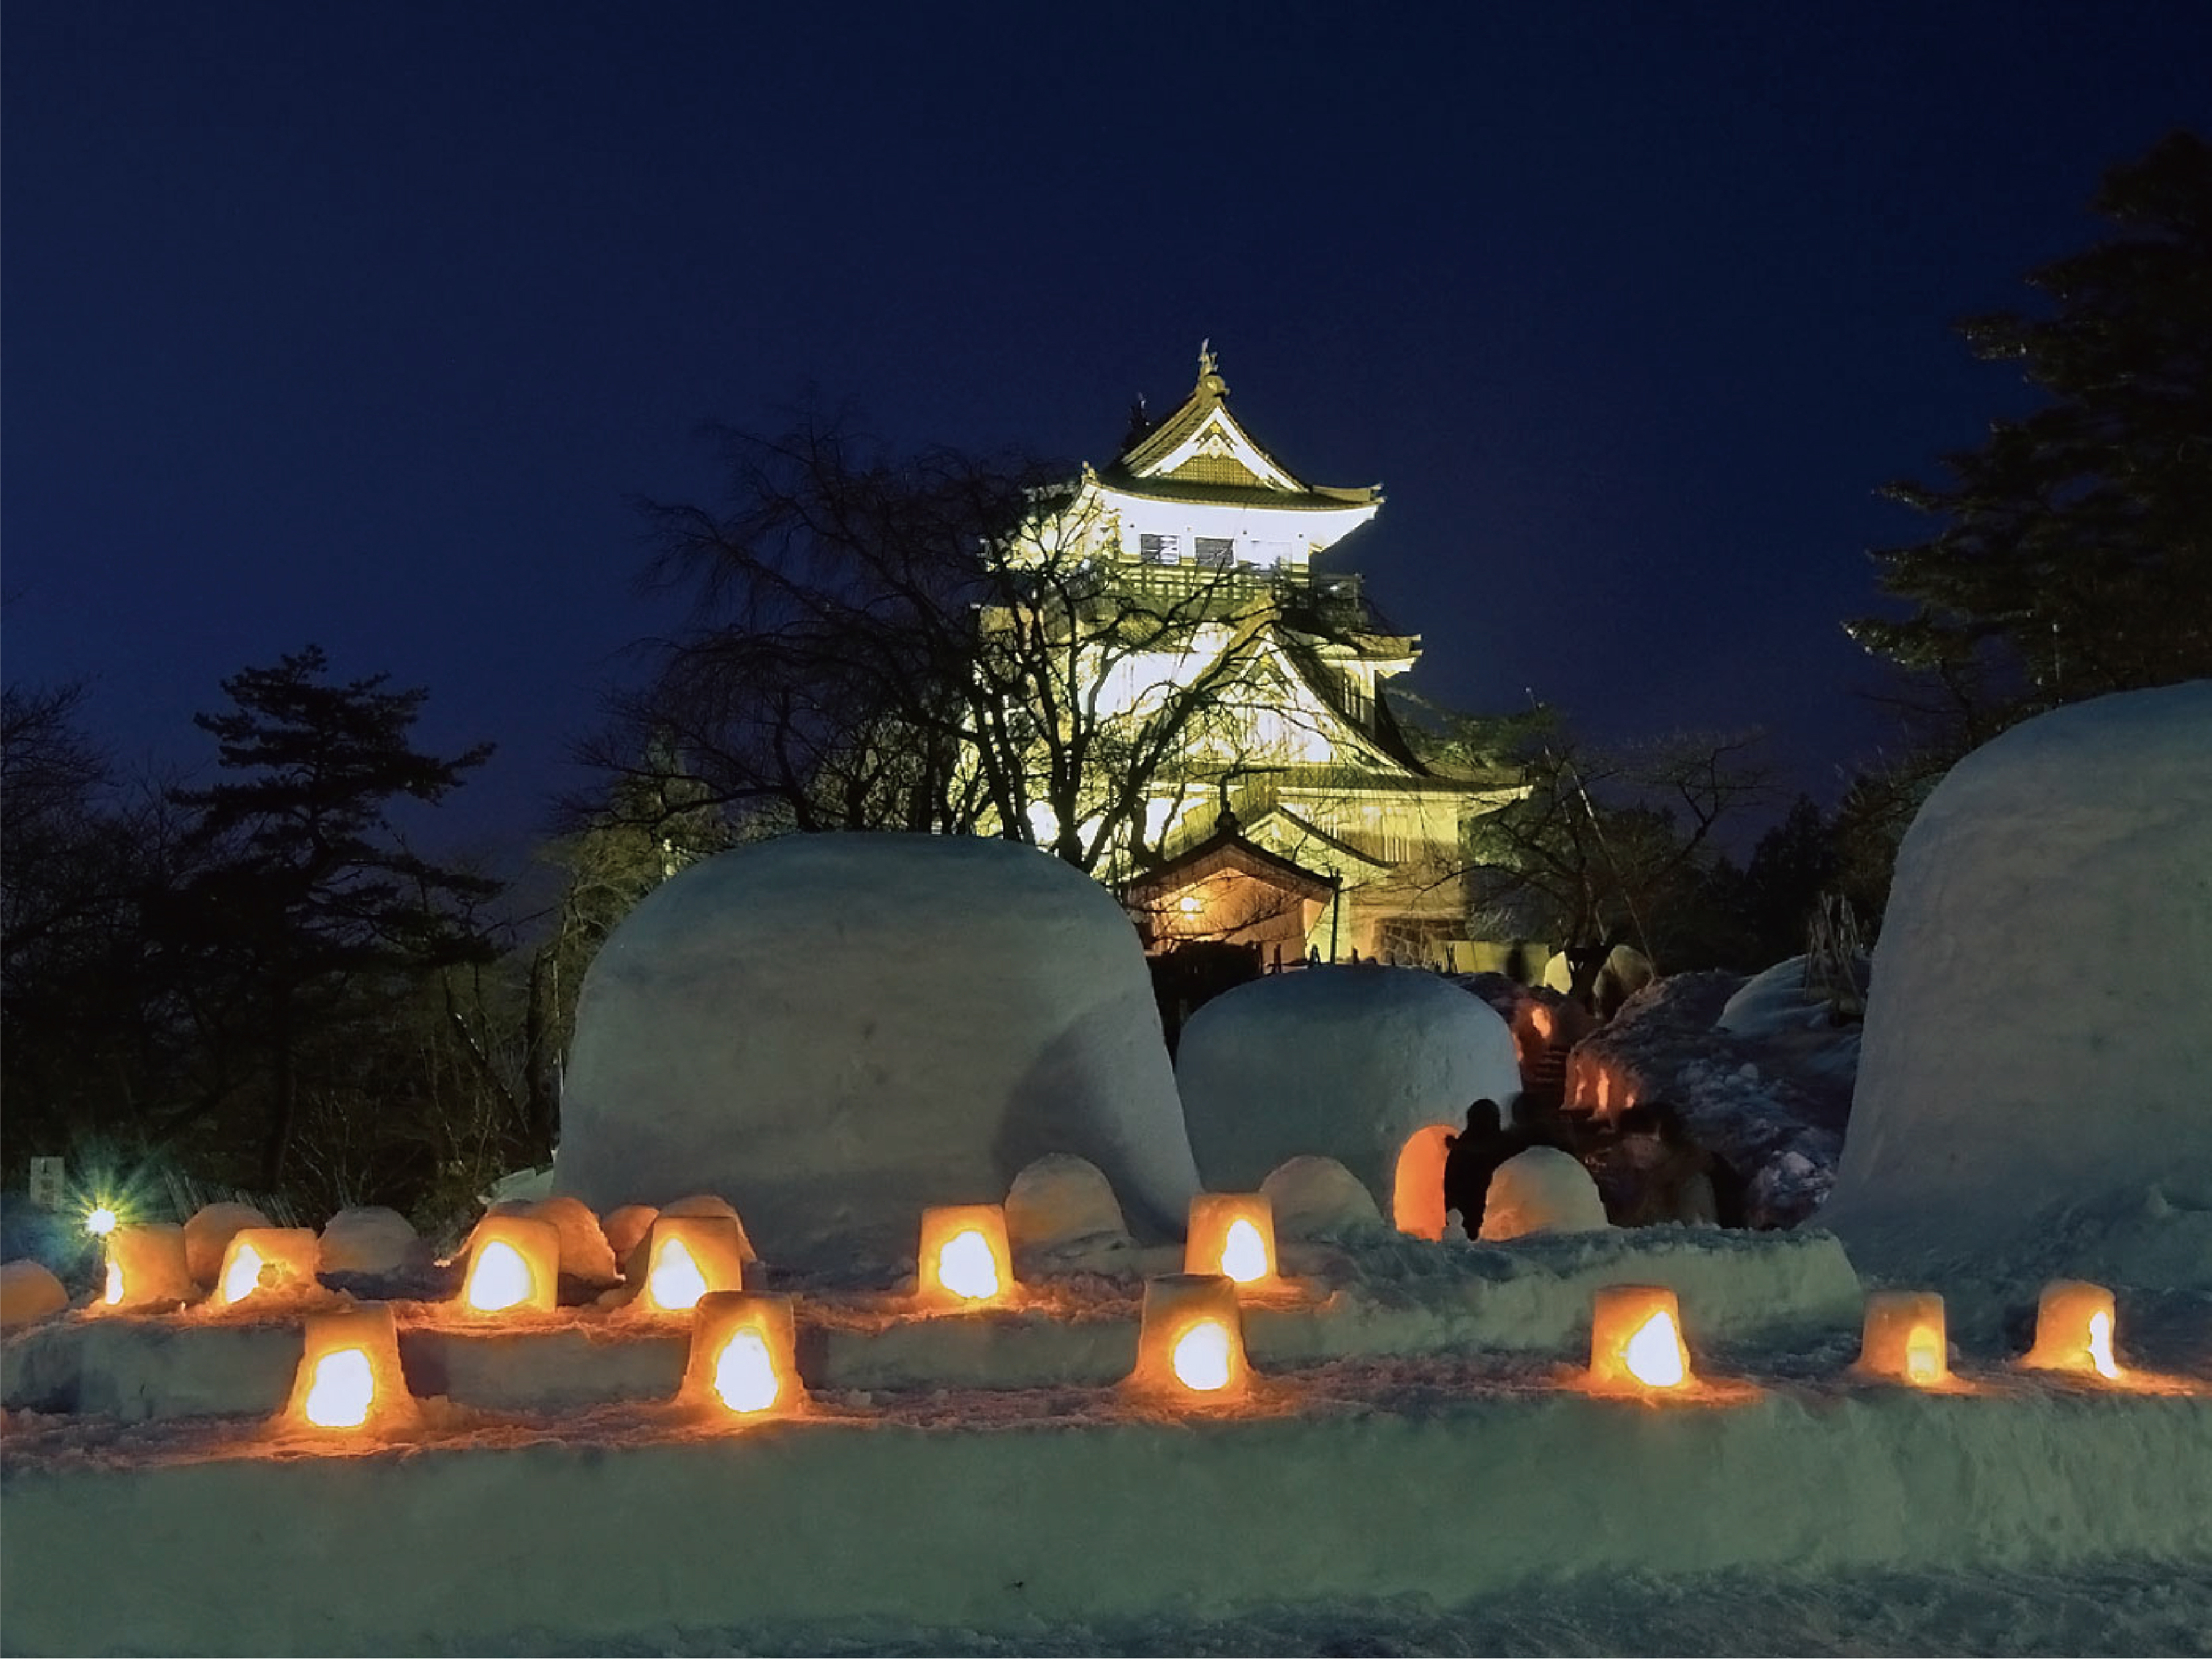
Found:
[555,834,1201,1267]
[1819,681,2212,1284]
[1175,966,1522,1236]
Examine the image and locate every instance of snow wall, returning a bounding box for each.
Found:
[1821,681,2212,1282]
[557,834,1200,1264]
[1176,967,1521,1209]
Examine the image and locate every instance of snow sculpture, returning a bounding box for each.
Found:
[283,1305,415,1435]
[182,1202,269,1287]
[1176,968,1521,1222]
[0,1260,68,1328]
[1821,683,2212,1284]
[557,834,1200,1267]
[1478,1147,1610,1240]
[1260,1155,1385,1240]
[100,1225,195,1308]
[318,1207,422,1277]
[1003,1155,1131,1259]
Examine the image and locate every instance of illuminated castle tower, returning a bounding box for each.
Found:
[1033,347,1523,964]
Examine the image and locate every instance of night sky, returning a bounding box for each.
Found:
[7,3,2208,874]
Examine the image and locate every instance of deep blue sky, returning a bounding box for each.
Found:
[7,3,2208,872]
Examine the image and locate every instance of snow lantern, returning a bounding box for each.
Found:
[1391,1124,1456,1242]
[99,1224,195,1310]
[1129,1273,1251,1402]
[2023,1280,2123,1380]
[458,1215,559,1315]
[1588,1284,1694,1393]
[916,1204,1014,1310]
[633,1215,750,1315]
[679,1292,801,1420]
[212,1228,322,1309]
[1183,1193,1279,1288]
[1856,1291,1950,1386]
[281,1305,416,1435]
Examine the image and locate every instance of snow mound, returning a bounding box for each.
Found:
[1478,1146,1610,1240]
[1823,682,2212,1287]
[0,1260,66,1327]
[181,1202,268,1287]
[557,834,1200,1266]
[524,1195,620,1284]
[1261,1155,1386,1241]
[1176,966,1521,1213]
[1004,1155,1132,1262]
[316,1207,421,1276]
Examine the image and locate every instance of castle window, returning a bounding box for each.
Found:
[1194,537,1235,569]
[1139,533,1180,565]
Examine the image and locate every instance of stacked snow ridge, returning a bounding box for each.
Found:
[1822,681,2212,1287]
[1566,970,1845,1228]
[557,833,1201,1268]
[1177,966,1521,1211]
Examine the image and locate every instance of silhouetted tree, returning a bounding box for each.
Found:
[162,648,500,1189]
[1850,129,2212,744]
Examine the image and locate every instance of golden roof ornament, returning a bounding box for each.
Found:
[1196,338,1229,400]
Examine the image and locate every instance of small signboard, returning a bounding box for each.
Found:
[28,1156,67,1210]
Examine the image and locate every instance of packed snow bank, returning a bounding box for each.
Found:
[1176,967,1521,1215]
[1823,683,2212,1287]
[5,1375,2205,1656]
[557,834,1200,1265]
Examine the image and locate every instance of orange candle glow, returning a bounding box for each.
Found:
[1184,1193,1279,1288]
[1589,1284,1694,1393]
[281,1305,417,1435]
[1856,1291,1951,1386]
[677,1292,802,1420]
[916,1204,1014,1310]
[213,1228,322,1309]
[1128,1273,1252,1402]
[1391,1125,1456,1242]
[632,1215,751,1315]
[458,1215,560,1315]
[100,1224,196,1310]
[2023,1280,2123,1380]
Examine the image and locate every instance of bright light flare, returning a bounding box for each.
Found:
[936,1229,1001,1301]
[1624,1311,1689,1388]
[1905,1325,1944,1386]
[302,1348,376,1428]
[1170,1319,1233,1392]
[85,1206,119,1238]
[465,1240,534,1311]
[711,1329,783,1414]
[103,1260,124,1305]
[1217,1218,1267,1283]
[648,1236,710,1311]
[2087,1310,2120,1380]
[221,1243,267,1305]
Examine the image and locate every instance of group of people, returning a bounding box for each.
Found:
[1440,1091,1748,1240]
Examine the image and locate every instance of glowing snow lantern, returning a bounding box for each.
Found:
[281,1305,416,1435]
[679,1292,801,1420]
[99,1223,195,1309]
[2024,1280,2123,1380]
[1856,1291,1951,1386]
[916,1204,1014,1310]
[1129,1273,1252,1402]
[458,1215,559,1315]
[213,1227,322,1309]
[1184,1193,1279,1289]
[1391,1125,1456,1242]
[634,1215,751,1315]
[1588,1284,1694,1393]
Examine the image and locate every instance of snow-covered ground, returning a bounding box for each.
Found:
[4,685,2209,1656]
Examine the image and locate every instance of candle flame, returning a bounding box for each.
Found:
[2087,1309,2120,1380]
[103,1258,124,1305]
[302,1347,375,1428]
[464,1239,534,1312]
[1905,1325,1944,1386]
[935,1228,1001,1301]
[1624,1310,1688,1388]
[1217,1217,1269,1284]
[711,1327,782,1414]
[648,1236,710,1311]
[221,1242,266,1305]
[1170,1319,1233,1392]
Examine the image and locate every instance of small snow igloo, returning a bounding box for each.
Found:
[1820,682,2212,1284]
[557,834,1200,1268]
[1175,966,1522,1235]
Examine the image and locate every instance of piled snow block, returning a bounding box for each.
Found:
[557,834,1200,1266]
[1004,1154,1133,1262]
[1478,1148,1610,1240]
[0,1260,68,1328]
[1177,967,1521,1213]
[1823,682,2212,1284]
[318,1207,423,1277]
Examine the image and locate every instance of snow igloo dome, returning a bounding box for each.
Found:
[1820,681,2212,1285]
[555,833,1201,1268]
[1175,966,1522,1236]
